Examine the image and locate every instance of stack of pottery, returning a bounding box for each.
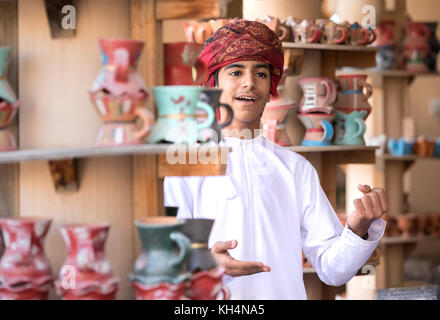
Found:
[0,47,19,151]
[402,22,431,73]
[261,68,296,146]
[298,77,337,146]
[90,38,154,146]
[181,219,230,300]
[0,218,53,300]
[164,42,208,86]
[55,223,119,300]
[130,217,192,300]
[197,88,233,144]
[413,136,436,157]
[256,16,289,41]
[147,86,215,145]
[334,74,373,146]
[373,21,397,70]
[387,137,415,156]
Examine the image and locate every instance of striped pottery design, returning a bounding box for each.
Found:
[90,92,147,123]
[96,122,144,146]
[334,74,372,118]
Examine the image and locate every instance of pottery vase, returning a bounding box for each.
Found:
[298,113,335,146]
[425,22,440,72]
[0,47,19,151]
[261,69,296,146]
[0,218,53,300]
[197,88,233,143]
[334,110,367,146]
[56,223,119,300]
[90,38,154,146]
[334,74,372,118]
[402,22,431,73]
[130,217,192,286]
[298,77,337,114]
[164,42,208,86]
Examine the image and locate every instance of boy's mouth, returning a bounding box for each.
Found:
[235,95,258,103]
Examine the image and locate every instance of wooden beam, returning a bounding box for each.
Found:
[336,150,376,165]
[156,0,228,20]
[48,159,78,192]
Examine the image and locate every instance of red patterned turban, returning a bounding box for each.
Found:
[198,19,284,97]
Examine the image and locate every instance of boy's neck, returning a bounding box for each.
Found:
[221,118,261,139]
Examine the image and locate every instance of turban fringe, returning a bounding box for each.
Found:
[198,20,284,97]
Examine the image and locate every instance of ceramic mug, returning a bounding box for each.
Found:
[298,20,322,43]
[387,138,415,156]
[299,77,337,114]
[350,22,376,45]
[321,21,347,45]
[130,217,192,286]
[96,108,153,146]
[132,281,190,300]
[334,110,367,146]
[147,86,215,144]
[298,113,335,146]
[197,88,233,143]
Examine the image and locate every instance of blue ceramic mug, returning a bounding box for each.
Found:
[335,110,367,146]
[147,86,215,144]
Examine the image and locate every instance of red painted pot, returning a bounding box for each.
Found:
[0,217,53,300]
[187,267,230,300]
[132,281,190,300]
[56,223,119,300]
[164,42,207,85]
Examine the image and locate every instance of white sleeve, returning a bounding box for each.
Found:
[163,177,194,219]
[299,161,386,286]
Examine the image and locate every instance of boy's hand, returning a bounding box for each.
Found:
[211,240,271,277]
[347,184,388,239]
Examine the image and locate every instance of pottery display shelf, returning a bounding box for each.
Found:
[0,144,230,192]
[336,68,440,85]
[282,43,378,78]
[376,154,440,174]
[381,234,440,245]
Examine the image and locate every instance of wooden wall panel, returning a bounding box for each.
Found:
[18,0,135,299]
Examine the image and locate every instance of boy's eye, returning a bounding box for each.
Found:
[257,72,268,78]
[229,71,241,76]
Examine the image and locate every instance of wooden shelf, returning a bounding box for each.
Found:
[336,68,440,78]
[381,234,440,245]
[282,42,379,52]
[289,145,378,165]
[0,144,230,164]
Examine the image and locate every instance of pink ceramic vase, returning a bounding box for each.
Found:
[56,223,119,300]
[261,68,296,146]
[132,281,190,300]
[0,217,53,300]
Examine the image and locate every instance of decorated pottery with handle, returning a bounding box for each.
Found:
[334,110,367,146]
[130,217,192,286]
[334,74,373,118]
[298,113,335,146]
[147,86,215,145]
[402,22,431,73]
[90,38,154,146]
[299,77,337,114]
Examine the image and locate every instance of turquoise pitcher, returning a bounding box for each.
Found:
[147,86,215,144]
[335,110,367,146]
[129,217,192,286]
[0,47,17,105]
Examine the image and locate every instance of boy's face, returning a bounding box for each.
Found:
[217,60,271,125]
